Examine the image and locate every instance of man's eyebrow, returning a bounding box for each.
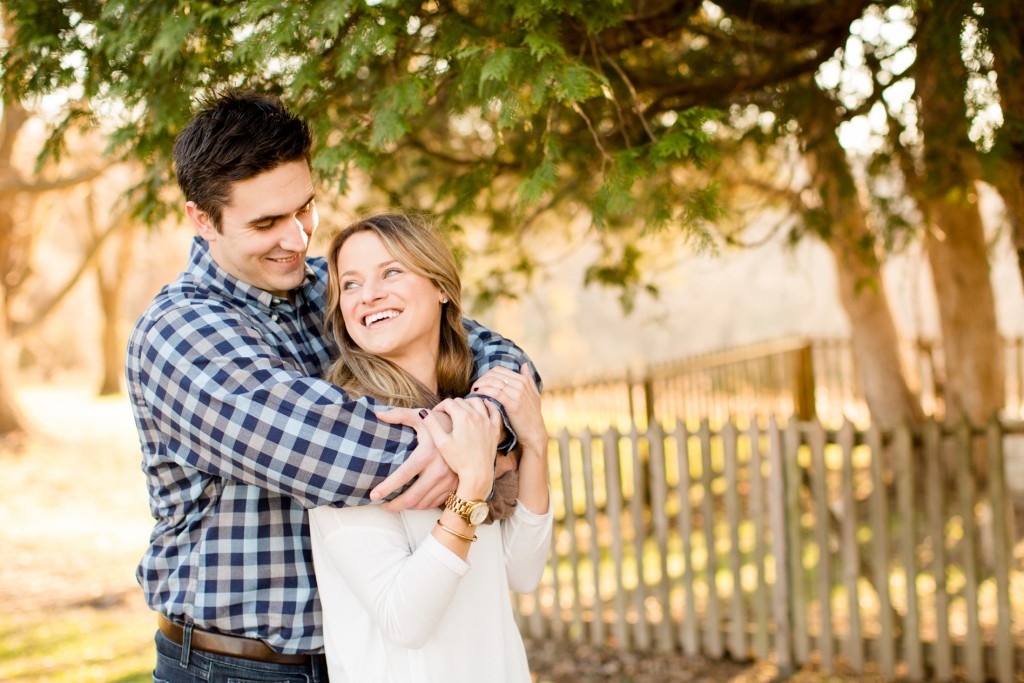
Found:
[340,260,399,279]
[246,193,316,226]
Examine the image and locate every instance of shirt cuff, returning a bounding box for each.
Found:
[471,394,517,454]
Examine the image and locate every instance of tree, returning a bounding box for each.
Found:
[0,96,28,437]
[910,0,1004,426]
[793,84,924,430]
[0,67,111,436]
[0,1,870,292]
[84,187,137,396]
[0,0,1014,433]
[976,0,1024,289]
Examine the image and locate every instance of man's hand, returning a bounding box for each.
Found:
[472,364,547,457]
[371,407,457,511]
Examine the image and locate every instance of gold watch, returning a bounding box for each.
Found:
[444,492,490,526]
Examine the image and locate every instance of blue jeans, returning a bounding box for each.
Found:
[153,630,329,683]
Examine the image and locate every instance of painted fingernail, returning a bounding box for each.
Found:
[418,409,428,419]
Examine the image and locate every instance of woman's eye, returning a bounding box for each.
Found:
[342,280,359,291]
[383,268,402,278]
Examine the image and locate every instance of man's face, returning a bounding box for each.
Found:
[188,160,318,298]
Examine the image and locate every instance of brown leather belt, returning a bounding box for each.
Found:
[158,613,311,665]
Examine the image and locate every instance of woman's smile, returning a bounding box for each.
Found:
[336,230,444,375]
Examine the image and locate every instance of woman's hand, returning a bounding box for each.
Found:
[472,364,547,459]
[474,364,549,516]
[418,397,501,500]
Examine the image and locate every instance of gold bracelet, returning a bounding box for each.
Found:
[436,520,477,542]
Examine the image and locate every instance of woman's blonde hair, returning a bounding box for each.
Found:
[323,213,473,408]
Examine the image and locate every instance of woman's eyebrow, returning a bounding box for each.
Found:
[341,260,399,279]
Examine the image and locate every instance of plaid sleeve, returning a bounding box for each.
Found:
[462,318,543,453]
[128,302,415,509]
[463,318,542,388]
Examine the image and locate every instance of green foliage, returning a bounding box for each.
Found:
[0,0,875,306]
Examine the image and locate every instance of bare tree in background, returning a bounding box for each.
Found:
[0,94,111,438]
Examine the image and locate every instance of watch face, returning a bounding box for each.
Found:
[468,503,489,525]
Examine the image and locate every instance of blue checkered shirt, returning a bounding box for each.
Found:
[126,237,528,654]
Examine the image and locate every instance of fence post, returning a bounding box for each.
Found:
[643,376,656,429]
[767,416,793,674]
[988,418,1015,683]
[792,344,816,421]
[784,419,809,665]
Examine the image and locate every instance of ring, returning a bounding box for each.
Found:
[502,379,509,386]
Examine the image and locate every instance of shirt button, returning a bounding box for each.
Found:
[270,314,279,322]
[272,298,281,306]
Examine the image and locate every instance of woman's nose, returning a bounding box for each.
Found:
[361,277,383,303]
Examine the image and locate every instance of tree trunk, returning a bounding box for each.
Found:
[95,259,122,396]
[914,0,1005,430]
[920,199,1004,419]
[796,87,924,431]
[92,205,136,397]
[0,284,23,438]
[978,0,1024,290]
[0,94,29,438]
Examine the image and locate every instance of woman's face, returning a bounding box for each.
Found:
[335,230,446,374]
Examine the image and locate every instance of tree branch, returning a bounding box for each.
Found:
[11,205,132,337]
[713,0,880,36]
[0,163,115,198]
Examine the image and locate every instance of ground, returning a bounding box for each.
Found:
[0,384,924,681]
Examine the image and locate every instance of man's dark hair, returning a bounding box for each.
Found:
[173,89,313,230]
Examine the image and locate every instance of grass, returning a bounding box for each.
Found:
[0,605,152,682]
[1,383,154,683]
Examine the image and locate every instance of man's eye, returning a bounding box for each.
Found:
[253,222,275,231]
[298,201,314,216]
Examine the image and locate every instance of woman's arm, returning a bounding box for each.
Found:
[502,501,554,593]
[310,505,468,649]
[473,364,550,516]
[310,398,503,648]
[418,397,502,560]
[472,364,553,591]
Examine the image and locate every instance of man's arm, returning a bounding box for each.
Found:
[464,317,542,451]
[372,319,539,510]
[463,317,533,381]
[126,302,416,509]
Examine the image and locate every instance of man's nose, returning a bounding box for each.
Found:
[279,214,310,251]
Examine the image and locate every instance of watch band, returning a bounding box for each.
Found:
[444,491,488,525]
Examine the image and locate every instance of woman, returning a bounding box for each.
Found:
[309,213,552,682]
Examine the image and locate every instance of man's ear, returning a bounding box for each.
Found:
[186,201,217,242]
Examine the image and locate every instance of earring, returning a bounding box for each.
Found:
[441,298,449,304]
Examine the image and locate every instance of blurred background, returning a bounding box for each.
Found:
[1,1,1023,681]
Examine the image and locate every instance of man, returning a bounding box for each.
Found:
[125,90,530,682]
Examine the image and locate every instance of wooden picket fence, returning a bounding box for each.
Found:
[513,416,1023,682]
[543,336,1024,430]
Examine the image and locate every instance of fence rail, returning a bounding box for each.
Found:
[514,416,1023,682]
[542,336,1024,430]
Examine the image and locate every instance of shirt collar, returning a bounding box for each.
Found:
[184,236,318,308]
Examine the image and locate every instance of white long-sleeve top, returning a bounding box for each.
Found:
[309,499,553,682]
